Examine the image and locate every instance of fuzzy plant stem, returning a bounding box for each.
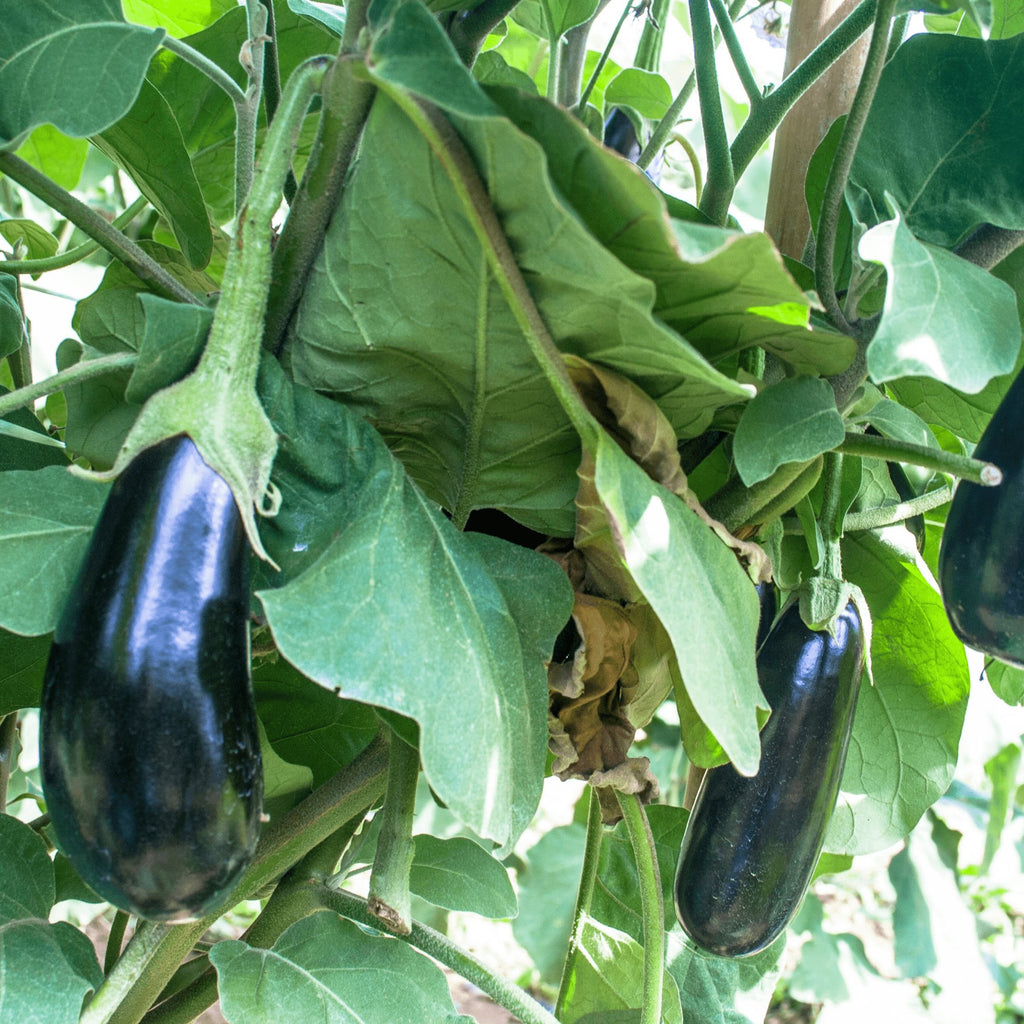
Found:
[708,0,761,106]
[577,0,633,111]
[0,153,198,305]
[321,887,563,1024]
[615,791,664,1024]
[818,451,845,581]
[234,1,270,210]
[729,0,876,180]
[838,430,1001,486]
[160,36,247,104]
[554,789,605,1019]
[449,0,526,65]
[0,352,139,420]
[814,0,896,334]
[692,0,735,224]
[266,2,377,357]
[368,728,419,934]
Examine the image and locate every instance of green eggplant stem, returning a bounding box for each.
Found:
[838,430,1001,486]
[0,352,139,421]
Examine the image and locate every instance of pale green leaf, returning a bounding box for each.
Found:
[409,835,517,918]
[542,0,601,38]
[14,125,89,190]
[604,68,674,119]
[0,220,59,261]
[860,210,1020,392]
[826,532,970,855]
[286,0,346,34]
[594,435,766,774]
[122,0,236,36]
[211,912,468,1024]
[560,918,683,1024]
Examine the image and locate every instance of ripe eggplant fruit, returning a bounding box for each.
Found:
[938,370,1024,666]
[602,108,663,183]
[40,435,263,922]
[674,599,863,957]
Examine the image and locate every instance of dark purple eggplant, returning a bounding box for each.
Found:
[939,368,1024,666]
[40,435,263,922]
[674,599,863,957]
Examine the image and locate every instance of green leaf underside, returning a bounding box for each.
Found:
[733,376,846,486]
[593,435,766,774]
[210,911,467,1023]
[257,365,572,850]
[827,532,970,855]
[0,1,164,145]
[409,835,517,918]
[288,3,762,535]
[0,630,52,716]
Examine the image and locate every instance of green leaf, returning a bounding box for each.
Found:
[984,660,1024,705]
[827,532,970,855]
[0,919,102,1024]
[604,69,673,119]
[258,719,314,821]
[290,11,750,535]
[211,911,468,1023]
[287,0,346,34]
[0,630,51,715]
[594,435,766,775]
[888,843,938,977]
[409,835,517,918]
[254,658,379,788]
[0,467,109,637]
[0,0,164,146]
[0,275,25,360]
[256,367,572,850]
[591,804,687,939]
[489,88,856,379]
[852,34,1024,246]
[122,0,237,36]
[559,918,683,1024]
[127,294,212,404]
[513,822,587,984]
[14,125,90,190]
[665,925,785,1024]
[1,386,69,474]
[0,815,55,924]
[981,742,1022,872]
[0,220,59,262]
[541,0,601,38]
[92,79,213,269]
[858,398,940,449]
[733,376,845,486]
[860,209,1021,392]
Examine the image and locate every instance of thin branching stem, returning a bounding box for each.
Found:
[692,0,734,223]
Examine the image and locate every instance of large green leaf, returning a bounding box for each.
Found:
[827,532,970,855]
[92,80,213,268]
[0,630,51,715]
[487,88,856,378]
[0,467,109,637]
[0,0,164,146]
[0,815,55,924]
[256,365,572,850]
[211,911,469,1023]
[0,919,102,1024]
[409,835,517,918]
[593,434,766,775]
[860,210,1020,391]
[851,34,1024,247]
[287,3,750,535]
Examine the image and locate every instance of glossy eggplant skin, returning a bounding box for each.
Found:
[674,600,863,958]
[40,435,263,922]
[939,369,1024,667]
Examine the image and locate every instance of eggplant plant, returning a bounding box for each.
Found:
[0,1,1022,1023]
